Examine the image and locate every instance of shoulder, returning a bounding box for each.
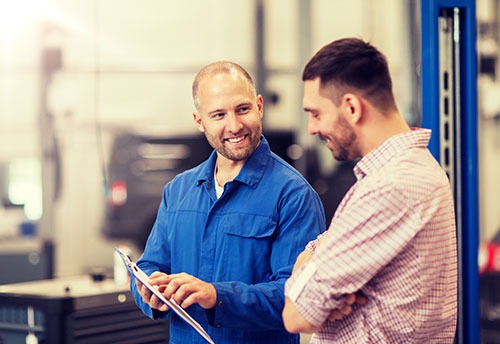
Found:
[267,152,312,187]
[259,153,324,210]
[164,159,211,191]
[370,149,451,202]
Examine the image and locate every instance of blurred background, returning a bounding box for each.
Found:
[0,0,499,343]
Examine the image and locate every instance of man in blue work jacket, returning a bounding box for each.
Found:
[130,61,326,343]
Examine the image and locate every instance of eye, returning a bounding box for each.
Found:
[211,112,225,119]
[310,111,320,119]
[237,106,251,114]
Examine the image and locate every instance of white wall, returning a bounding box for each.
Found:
[48,0,260,276]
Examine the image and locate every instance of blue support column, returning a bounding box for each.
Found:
[421,0,479,343]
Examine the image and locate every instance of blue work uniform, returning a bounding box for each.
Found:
[131,136,325,344]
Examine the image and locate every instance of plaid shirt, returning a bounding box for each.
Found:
[286,129,457,343]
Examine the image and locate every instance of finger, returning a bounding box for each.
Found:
[180,290,204,309]
[345,293,356,305]
[356,294,368,305]
[147,286,170,312]
[149,271,164,278]
[163,272,188,283]
[163,278,183,300]
[149,272,170,285]
[174,282,216,309]
[340,304,352,316]
[328,310,343,322]
[137,281,151,298]
[141,288,153,304]
[149,294,165,310]
[152,293,169,312]
[171,284,191,306]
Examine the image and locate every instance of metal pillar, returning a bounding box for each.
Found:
[39,22,62,242]
[255,0,266,108]
[420,1,478,343]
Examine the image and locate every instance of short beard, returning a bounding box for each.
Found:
[206,128,262,162]
[332,116,356,161]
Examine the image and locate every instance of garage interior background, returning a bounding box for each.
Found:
[0,0,499,319]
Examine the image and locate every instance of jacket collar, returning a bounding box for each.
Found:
[196,135,270,189]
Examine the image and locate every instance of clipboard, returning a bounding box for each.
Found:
[114,247,215,344]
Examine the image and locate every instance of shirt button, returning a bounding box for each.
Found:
[218,301,223,307]
[216,324,221,328]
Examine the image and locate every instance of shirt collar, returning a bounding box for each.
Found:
[353,128,432,180]
[196,135,271,188]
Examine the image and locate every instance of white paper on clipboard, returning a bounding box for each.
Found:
[114,247,215,344]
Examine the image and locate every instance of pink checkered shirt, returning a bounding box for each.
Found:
[285,129,457,343]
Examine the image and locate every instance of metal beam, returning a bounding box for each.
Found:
[421,1,479,343]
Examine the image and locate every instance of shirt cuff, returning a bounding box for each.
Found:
[285,263,325,327]
[286,257,348,328]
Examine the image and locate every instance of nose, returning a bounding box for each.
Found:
[227,112,243,133]
[307,115,318,136]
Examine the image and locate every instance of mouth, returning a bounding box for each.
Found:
[318,135,333,149]
[224,135,247,144]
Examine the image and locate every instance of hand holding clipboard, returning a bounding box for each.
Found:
[114,247,215,344]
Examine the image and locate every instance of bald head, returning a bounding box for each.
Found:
[192,61,256,111]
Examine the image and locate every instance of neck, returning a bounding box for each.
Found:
[358,111,411,157]
[215,156,245,186]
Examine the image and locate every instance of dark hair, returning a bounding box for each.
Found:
[192,61,255,110]
[303,37,397,111]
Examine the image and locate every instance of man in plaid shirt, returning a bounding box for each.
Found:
[282,37,457,343]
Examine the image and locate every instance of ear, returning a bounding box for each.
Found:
[256,94,264,119]
[193,112,205,132]
[342,93,363,124]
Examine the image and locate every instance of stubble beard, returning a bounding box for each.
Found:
[207,127,262,162]
[330,116,356,162]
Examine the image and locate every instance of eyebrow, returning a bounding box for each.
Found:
[208,108,225,115]
[208,102,253,115]
[236,101,252,108]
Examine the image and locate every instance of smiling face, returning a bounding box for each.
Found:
[303,77,357,161]
[193,71,263,164]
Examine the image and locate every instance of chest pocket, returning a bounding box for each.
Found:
[219,213,277,281]
[222,213,276,238]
